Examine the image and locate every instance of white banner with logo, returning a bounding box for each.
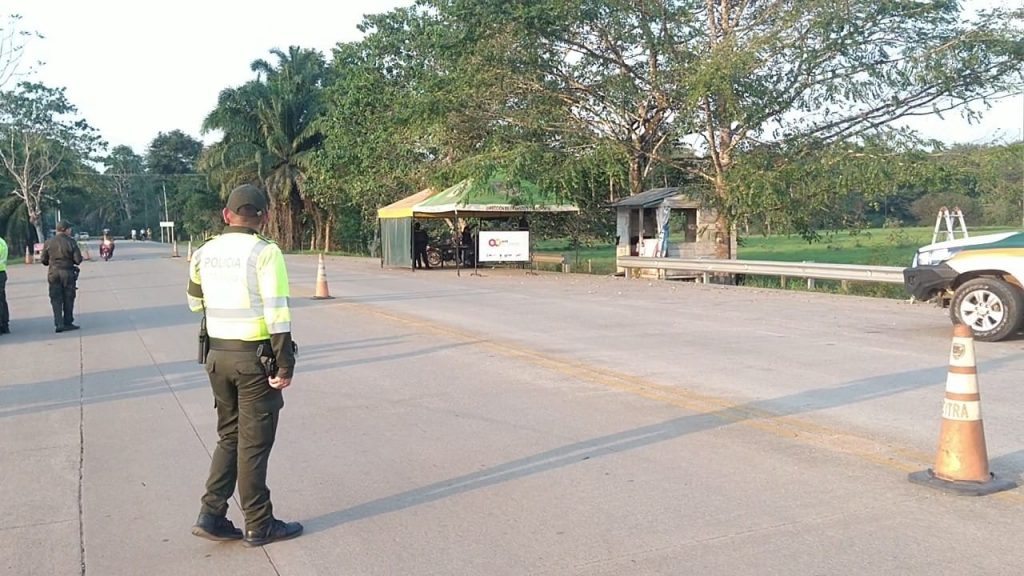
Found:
[478,231,530,262]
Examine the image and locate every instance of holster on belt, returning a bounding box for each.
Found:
[255,343,278,377]
[197,315,210,364]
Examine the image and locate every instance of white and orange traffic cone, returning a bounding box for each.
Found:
[186,241,193,262]
[908,324,1016,495]
[24,245,32,264]
[312,253,334,299]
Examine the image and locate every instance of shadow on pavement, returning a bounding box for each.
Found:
[303,354,1021,534]
[0,359,206,419]
[3,304,193,344]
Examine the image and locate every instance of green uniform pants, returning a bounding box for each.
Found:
[47,268,77,328]
[199,349,284,531]
[0,270,9,329]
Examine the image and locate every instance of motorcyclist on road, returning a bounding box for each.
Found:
[100,233,116,261]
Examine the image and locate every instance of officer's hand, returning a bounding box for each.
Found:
[269,376,292,390]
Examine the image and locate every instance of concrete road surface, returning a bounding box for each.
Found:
[3,241,1023,576]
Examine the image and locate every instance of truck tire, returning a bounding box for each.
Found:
[950,277,1024,342]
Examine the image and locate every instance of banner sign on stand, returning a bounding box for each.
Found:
[478,231,530,262]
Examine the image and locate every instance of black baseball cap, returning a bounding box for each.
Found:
[226,184,269,215]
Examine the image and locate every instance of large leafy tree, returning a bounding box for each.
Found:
[311,11,453,251]
[0,81,103,242]
[145,129,202,175]
[143,130,221,240]
[934,143,1024,227]
[727,136,1024,236]
[428,0,1023,257]
[201,46,327,250]
[103,144,144,222]
[313,5,619,250]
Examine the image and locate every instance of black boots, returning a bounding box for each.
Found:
[243,519,304,547]
[191,513,243,541]
[191,513,302,546]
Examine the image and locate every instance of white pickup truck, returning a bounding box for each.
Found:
[903,231,1024,341]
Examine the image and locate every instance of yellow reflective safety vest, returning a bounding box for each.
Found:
[0,236,7,273]
[187,228,290,341]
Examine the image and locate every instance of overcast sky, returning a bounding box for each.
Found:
[5,0,1022,155]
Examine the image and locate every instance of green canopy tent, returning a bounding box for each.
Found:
[414,177,578,218]
[377,187,440,268]
[376,177,578,269]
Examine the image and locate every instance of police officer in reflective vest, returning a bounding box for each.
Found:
[187,184,302,546]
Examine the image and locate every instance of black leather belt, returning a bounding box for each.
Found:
[208,338,270,352]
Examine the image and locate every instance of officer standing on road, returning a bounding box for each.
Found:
[0,234,10,334]
[40,221,83,333]
[187,184,302,547]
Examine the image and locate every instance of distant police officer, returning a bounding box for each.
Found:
[187,184,302,546]
[40,221,83,333]
[0,234,9,334]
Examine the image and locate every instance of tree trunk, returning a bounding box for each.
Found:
[29,209,44,244]
[324,213,332,253]
[628,155,645,196]
[712,177,732,260]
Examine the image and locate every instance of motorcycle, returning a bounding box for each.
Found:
[426,241,459,268]
[99,239,115,261]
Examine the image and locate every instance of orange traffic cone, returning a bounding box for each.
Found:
[312,253,334,299]
[24,245,32,264]
[80,242,92,261]
[186,241,193,262]
[908,324,1016,495]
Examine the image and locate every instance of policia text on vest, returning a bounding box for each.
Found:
[186,183,303,546]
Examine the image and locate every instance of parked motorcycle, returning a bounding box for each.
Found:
[426,241,459,268]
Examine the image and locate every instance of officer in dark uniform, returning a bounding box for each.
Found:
[187,184,302,546]
[40,221,83,333]
[0,234,9,334]
[413,221,431,269]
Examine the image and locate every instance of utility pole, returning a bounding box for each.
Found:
[162,181,169,222]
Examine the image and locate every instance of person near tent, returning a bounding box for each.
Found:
[413,222,431,269]
[460,223,476,267]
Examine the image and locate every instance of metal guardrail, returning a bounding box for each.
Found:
[617,256,906,285]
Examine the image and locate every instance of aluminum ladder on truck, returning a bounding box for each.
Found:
[932,206,969,244]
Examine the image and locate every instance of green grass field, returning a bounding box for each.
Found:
[534,226,1021,297]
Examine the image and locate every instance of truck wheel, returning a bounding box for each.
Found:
[950,277,1024,342]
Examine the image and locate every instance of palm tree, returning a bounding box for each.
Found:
[0,194,31,255]
[200,47,327,250]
